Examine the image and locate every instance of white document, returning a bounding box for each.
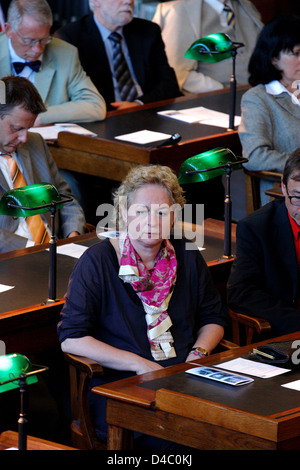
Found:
[216,357,290,379]
[47,243,88,259]
[29,123,97,140]
[158,106,241,128]
[0,284,14,293]
[115,129,171,144]
[282,380,300,391]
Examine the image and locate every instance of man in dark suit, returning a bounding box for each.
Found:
[228,149,300,336]
[55,0,181,111]
[0,76,86,253]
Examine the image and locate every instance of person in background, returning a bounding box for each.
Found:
[0,0,106,125]
[153,0,262,94]
[0,1,5,32]
[228,148,300,336]
[58,164,225,448]
[55,0,181,111]
[0,75,86,253]
[240,15,300,206]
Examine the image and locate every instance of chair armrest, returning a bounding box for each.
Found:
[244,169,283,181]
[64,353,104,378]
[229,310,272,333]
[220,339,239,350]
[228,308,272,345]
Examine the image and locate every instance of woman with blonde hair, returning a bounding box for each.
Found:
[58,164,225,448]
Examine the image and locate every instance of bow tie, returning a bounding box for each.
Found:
[13,60,41,74]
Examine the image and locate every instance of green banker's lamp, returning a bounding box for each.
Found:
[0,353,48,450]
[0,183,73,302]
[178,147,247,258]
[185,33,244,131]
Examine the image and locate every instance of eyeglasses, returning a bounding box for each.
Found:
[15,30,52,47]
[287,190,300,206]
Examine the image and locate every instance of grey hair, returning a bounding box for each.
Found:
[7,0,53,30]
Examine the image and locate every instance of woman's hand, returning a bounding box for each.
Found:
[185,351,201,362]
[135,357,164,375]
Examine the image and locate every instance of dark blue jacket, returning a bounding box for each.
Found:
[56,13,181,110]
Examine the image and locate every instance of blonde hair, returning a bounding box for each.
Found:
[113,165,186,230]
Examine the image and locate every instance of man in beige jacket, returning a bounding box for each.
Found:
[0,0,106,125]
[153,0,263,94]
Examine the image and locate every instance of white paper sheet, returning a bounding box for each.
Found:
[158,106,241,128]
[29,123,97,140]
[0,284,14,293]
[115,129,171,144]
[216,357,290,379]
[47,243,88,259]
[282,380,300,391]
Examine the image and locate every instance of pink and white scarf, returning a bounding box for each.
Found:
[118,233,177,361]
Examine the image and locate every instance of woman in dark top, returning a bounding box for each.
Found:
[57,164,225,446]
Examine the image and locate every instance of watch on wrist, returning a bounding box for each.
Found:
[191,346,208,357]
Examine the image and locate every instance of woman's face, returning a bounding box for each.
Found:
[272,45,300,92]
[123,184,175,247]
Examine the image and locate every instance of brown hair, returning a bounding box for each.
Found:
[0,76,46,118]
[283,148,300,186]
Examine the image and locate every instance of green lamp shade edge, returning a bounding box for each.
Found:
[0,354,38,393]
[178,147,242,185]
[0,183,62,217]
[185,33,233,63]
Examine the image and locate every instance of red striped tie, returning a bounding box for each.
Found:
[5,155,49,244]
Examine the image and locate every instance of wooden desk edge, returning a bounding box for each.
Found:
[0,430,77,451]
[92,332,300,444]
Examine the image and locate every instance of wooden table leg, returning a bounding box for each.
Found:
[107,425,132,450]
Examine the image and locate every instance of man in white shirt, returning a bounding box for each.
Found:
[153,0,263,94]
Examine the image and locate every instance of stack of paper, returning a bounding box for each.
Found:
[158,106,241,128]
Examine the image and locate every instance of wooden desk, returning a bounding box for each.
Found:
[93,331,300,450]
[49,87,247,182]
[0,430,77,450]
[0,232,98,355]
[0,220,235,356]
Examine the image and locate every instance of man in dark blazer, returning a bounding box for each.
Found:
[0,76,86,253]
[228,149,300,336]
[55,0,181,111]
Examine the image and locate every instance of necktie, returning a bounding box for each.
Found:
[13,60,41,75]
[108,32,138,102]
[4,155,49,244]
[223,3,235,28]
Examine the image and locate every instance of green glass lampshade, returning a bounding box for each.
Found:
[178,147,242,185]
[0,354,38,393]
[185,33,233,63]
[0,183,62,217]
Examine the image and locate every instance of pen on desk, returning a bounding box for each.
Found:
[252,348,275,360]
